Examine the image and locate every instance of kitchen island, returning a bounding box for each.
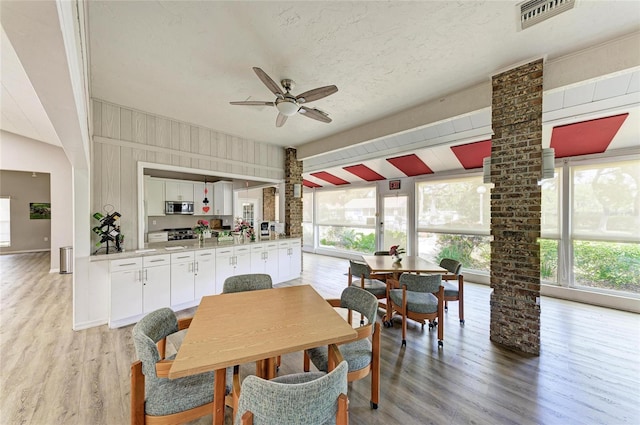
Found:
[90,237,301,328]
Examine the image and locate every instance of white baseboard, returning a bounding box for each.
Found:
[73,318,108,331]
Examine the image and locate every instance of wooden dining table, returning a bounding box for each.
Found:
[168,284,358,425]
[361,255,448,279]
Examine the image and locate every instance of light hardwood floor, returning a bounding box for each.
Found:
[1,251,639,424]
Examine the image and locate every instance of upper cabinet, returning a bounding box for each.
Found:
[193,182,214,216]
[165,181,194,202]
[145,177,165,216]
[213,181,233,215]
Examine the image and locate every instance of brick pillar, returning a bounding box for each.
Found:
[284,148,303,238]
[262,187,276,221]
[489,59,543,355]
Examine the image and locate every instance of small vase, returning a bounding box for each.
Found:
[198,233,204,244]
[393,255,402,263]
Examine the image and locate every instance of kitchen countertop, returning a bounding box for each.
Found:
[90,236,299,262]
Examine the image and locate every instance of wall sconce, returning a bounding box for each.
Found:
[293,183,302,198]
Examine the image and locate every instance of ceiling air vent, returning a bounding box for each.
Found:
[519,0,576,30]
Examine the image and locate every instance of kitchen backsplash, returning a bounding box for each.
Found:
[147,215,233,232]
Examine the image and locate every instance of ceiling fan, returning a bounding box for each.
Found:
[230,67,338,127]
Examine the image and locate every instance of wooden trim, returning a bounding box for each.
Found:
[145,402,213,425]
[155,360,173,378]
[337,393,349,425]
[177,317,192,330]
[130,361,145,425]
[241,411,254,425]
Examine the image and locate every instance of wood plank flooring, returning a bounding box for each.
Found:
[1,251,639,424]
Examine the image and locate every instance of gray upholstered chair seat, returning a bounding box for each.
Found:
[349,278,387,296]
[235,361,348,425]
[443,281,459,297]
[306,338,372,373]
[146,369,232,416]
[389,288,438,314]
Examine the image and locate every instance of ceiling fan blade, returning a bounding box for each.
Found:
[253,67,284,97]
[276,113,288,127]
[230,101,275,106]
[299,106,332,123]
[296,85,338,103]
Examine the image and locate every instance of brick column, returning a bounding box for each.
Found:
[284,148,303,238]
[489,59,543,355]
[262,187,276,221]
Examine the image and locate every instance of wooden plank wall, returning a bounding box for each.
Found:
[91,99,285,250]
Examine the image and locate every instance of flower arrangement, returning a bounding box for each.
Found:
[193,219,210,234]
[235,218,255,241]
[389,245,406,260]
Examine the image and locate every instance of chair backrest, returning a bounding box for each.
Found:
[374,250,390,256]
[236,361,348,425]
[223,273,273,294]
[132,307,178,377]
[399,273,442,293]
[340,286,378,327]
[350,260,372,279]
[439,258,462,275]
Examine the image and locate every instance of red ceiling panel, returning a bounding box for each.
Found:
[550,113,628,158]
[310,171,350,185]
[343,164,386,181]
[450,139,492,169]
[386,154,433,177]
[303,179,322,188]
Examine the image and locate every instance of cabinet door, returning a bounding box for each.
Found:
[193,182,214,216]
[145,177,166,216]
[213,181,233,215]
[264,244,279,282]
[166,181,194,202]
[215,247,235,290]
[170,253,195,306]
[195,249,216,298]
[250,245,266,274]
[288,239,302,279]
[277,242,290,283]
[111,268,142,321]
[234,246,251,274]
[143,264,171,312]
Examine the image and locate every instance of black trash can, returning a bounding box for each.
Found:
[60,246,73,274]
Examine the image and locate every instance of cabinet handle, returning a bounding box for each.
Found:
[195,262,199,273]
[119,262,137,267]
[149,259,164,263]
[144,269,148,281]
[200,253,212,257]
[177,255,190,259]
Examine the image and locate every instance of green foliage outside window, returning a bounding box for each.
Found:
[573,241,640,293]
[319,227,376,253]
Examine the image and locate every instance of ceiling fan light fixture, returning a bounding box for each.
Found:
[276,100,300,116]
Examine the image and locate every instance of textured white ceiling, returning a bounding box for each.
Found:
[87,1,640,148]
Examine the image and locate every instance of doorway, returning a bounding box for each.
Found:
[381,194,408,253]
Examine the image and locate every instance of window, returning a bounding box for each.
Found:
[570,160,640,294]
[316,186,377,253]
[0,198,10,247]
[242,202,255,227]
[302,190,313,248]
[416,177,491,271]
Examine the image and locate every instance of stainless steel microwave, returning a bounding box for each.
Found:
[165,201,194,215]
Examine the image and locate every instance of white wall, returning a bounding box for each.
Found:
[0,131,73,271]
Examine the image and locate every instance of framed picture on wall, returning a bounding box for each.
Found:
[30,203,51,219]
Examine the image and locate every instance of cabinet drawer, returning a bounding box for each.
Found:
[171,251,195,263]
[196,249,216,259]
[143,254,171,267]
[278,241,290,248]
[234,246,250,255]
[110,257,142,272]
[264,243,278,250]
[251,244,266,253]
[289,239,301,248]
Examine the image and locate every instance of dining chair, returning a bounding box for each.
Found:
[237,358,349,425]
[385,273,444,348]
[439,258,465,324]
[222,273,280,371]
[371,250,393,282]
[131,307,239,425]
[223,273,273,293]
[304,286,381,409]
[349,259,387,325]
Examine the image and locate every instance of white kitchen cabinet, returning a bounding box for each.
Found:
[193,182,214,216]
[145,177,165,216]
[277,239,302,283]
[216,245,251,288]
[213,181,233,215]
[142,255,171,313]
[109,258,143,326]
[194,249,216,299]
[165,180,194,202]
[170,251,195,306]
[250,242,279,282]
